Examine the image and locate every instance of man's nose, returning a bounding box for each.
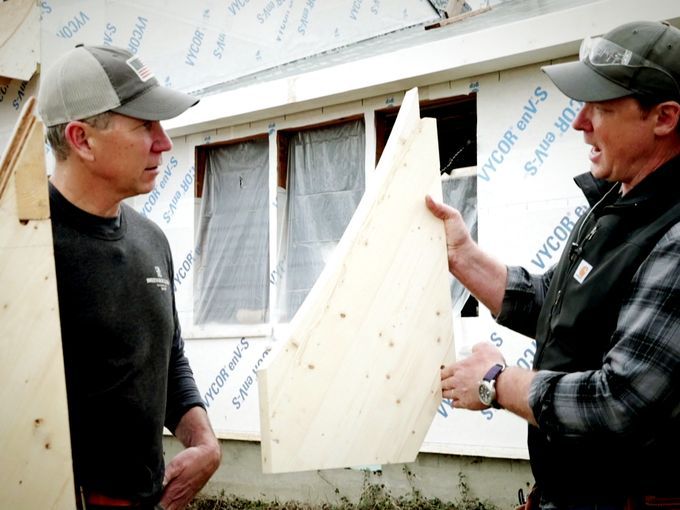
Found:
[152,122,173,152]
[572,104,592,132]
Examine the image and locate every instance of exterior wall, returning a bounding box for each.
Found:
[144,61,582,461]
[163,436,534,510]
[146,2,680,466]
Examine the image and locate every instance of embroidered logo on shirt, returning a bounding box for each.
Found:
[573,259,593,284]
[146,265,170,291]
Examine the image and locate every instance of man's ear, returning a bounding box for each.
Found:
[63,121,95,161]
[653,101,680,136]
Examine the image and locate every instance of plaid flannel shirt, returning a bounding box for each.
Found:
[497,222,680,438]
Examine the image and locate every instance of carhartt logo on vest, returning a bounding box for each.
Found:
[573,259,593,284]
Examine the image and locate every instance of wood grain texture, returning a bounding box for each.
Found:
[258,88,454,473]
[0,0,39,81]
[0,98,76,509]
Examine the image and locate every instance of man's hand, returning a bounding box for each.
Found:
[425,195,474,274]
[441,342,505,410]
[441,342,539,425]
[425,195,507,316]
[160,444,220,510]
[160,407,221,510]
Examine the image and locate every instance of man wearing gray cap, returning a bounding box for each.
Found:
[428,20,680,509]
[39,44,220,509]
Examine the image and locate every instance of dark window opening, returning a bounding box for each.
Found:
[375,94,479,317]
[375,94,477,175]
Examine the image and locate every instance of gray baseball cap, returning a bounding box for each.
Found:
[542,21,680,102]
[38,44,198,127]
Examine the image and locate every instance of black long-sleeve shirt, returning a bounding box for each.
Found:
[49,183,204,503]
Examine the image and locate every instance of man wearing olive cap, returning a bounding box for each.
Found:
[39,45,221,509]
[429,20,680,509]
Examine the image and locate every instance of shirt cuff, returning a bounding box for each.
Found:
[529,369,562,432]
[496,266,541,337]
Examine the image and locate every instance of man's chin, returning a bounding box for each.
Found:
[589,165,608,181]
[135,180,157,198]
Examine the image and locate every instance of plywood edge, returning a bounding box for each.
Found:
[372,87,421,186]
[0,97,37,199]
[0,97,49,220]
[15,111,50,220]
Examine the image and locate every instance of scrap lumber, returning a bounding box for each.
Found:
[0,97,75,508]
[258,87,454,473]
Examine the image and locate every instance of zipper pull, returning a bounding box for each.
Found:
[551,289,562,313]
[584,226,598,243]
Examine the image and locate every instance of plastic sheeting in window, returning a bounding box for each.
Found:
[194,138,269,325]
[278,120,366,321]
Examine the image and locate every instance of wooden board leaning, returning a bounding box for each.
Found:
[0,97,75,508]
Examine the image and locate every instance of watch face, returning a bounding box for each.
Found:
[479,381,495,406]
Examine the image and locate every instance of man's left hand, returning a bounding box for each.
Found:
[160,406,221,510]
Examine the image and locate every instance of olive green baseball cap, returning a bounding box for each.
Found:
[38,44,198,127]
[542,21,680,102]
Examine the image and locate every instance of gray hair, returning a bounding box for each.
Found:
[45,111,113,161]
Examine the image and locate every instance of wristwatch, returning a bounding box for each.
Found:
[478,363,506,409]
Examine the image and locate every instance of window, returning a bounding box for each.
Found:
[191,94,474,333]
[276,118,366,321]
[375,94,478,316]
[193,137,270,326]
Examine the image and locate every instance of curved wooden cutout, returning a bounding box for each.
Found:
[258,88,454,473]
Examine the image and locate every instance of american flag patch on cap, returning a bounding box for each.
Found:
[126,55,154,82]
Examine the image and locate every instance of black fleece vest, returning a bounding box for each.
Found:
[529,159,680,503]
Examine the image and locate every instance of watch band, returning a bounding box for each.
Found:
[483,363,505,383]
[481,363,506,409]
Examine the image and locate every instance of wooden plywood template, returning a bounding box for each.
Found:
[0,0,40,81]
[0,97,75,508]
[258,87,455,474]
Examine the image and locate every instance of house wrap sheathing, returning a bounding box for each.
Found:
[2,0,679,473]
